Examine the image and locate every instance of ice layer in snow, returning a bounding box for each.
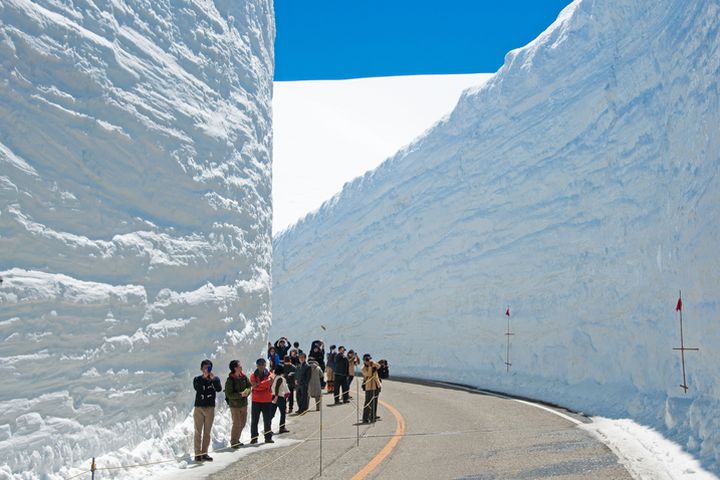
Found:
[273,0,720,474]
[0,0,274,477]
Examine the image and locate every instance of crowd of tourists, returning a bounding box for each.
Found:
[191,337,390,462]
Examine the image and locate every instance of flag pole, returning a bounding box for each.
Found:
[672,290,699,393]
[678,290,688,393]
[505,307,513,373]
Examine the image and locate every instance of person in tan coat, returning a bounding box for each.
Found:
[361,354,382,423]
[308,359,324,411]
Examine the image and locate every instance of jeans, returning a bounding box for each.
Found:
[333,374,349,403]
[273,396,287,430]
[251,402,274,442]
[288,386,295,411]
[296,385,309,412]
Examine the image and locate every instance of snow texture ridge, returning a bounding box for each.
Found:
[273,0,720,473]
[0,0,274,477]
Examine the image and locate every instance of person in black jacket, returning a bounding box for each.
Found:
[378,359,390,379]
[274,337,291,358]
[333,346,350,404]
[295,353,311,414]
[193,359,222,462]
[283,355,298,413]
[308,341,326,372]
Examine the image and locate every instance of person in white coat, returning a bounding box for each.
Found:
[271,364,290,433]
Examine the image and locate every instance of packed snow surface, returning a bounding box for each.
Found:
[273,0,720,474]
[0,0,274,478]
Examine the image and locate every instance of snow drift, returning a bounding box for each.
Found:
[273,0,720,473]
[0,0,273,477]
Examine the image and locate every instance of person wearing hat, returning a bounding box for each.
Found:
[250,358,275,444]
[193,359,222,461]
[361,354,382,423]
[225,360,251,448]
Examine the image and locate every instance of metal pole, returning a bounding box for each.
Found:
[356,365,360,447]
[679,291,688,393]
[319,394,323,476]
[91,458,96,480]
[506,314,510,373]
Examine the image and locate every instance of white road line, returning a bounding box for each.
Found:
[511,399,583,426]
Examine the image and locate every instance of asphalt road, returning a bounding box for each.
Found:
[211,378,632,480]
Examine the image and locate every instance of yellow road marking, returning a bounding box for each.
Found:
[351,399,406,480]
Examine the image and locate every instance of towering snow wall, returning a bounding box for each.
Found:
[273,0,720,472]
[0,0,273,477]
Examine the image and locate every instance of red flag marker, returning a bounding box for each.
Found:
[673,290,699,393]
[505,308,510,317]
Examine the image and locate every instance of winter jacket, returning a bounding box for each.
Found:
[275,340,291,359]
[361,363,382,391]
[347,354,360,375]
[326,351,337,370]
[309,349,325,371]
[283,363,297,389]
[296,361,311,387]
[250,369,273,403]
[193,375,222,407]
[334,354,349,378]
[289,352,300,366]
[267,352,281,367]
[308,360,323,397]
[272,374,289,400]
[225,373,252,408]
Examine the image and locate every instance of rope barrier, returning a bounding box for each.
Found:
[64,379,379,479]
[63,370,382,479]
[236,389,377,480]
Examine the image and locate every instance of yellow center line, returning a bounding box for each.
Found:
[351,399,406,480]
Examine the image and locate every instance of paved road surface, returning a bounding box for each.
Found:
[211,379,632,480]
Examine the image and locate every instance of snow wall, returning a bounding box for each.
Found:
[273,0,720,473]
[0,0,273,477]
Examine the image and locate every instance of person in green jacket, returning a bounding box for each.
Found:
[225,360,252,448]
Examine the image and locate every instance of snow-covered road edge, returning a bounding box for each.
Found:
[579,418,718,480]
[391,377,717,480]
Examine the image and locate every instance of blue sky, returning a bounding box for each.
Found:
[274,0,574,81]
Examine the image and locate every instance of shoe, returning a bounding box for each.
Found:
[279,427,290,434]
[194,455,204,462]
[265,438,275,444]
[250,438,258,445]
[231,442,243,449]
[202,455,213,461]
